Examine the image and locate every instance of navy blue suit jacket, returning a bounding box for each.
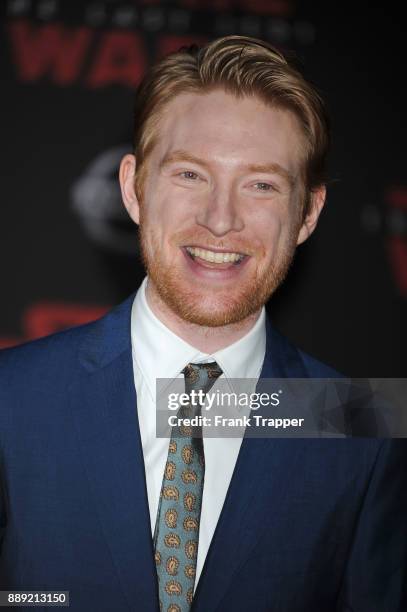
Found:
[0,293,406,611]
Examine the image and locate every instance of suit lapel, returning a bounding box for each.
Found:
[261,316,309,378]
[70,295,159,612]
[191,316,308,612]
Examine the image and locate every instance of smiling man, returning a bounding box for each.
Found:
[0,36,406,612]
[121,89,319,341]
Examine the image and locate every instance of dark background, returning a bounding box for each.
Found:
[1,0,405,376]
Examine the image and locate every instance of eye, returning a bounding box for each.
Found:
[254,182,274,191]
[179,170,200,180]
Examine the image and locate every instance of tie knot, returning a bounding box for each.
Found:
[182,361,223,395]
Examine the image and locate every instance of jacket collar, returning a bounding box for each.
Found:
[78,292,307,379]
[261,315,308,378]
[78,292,136,372]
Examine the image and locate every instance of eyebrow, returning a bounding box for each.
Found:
[159,149,296,186]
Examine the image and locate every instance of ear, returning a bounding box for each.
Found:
[297,185,326,245]
[119,153,140,225]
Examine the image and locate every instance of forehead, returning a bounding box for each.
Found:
[151,89,306,175]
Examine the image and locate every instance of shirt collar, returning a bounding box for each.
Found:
[131,276,266,400]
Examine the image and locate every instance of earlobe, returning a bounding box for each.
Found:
[119,153,140,225]
[297,185,326,245]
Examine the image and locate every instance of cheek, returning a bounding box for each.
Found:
[144,182,198,228]
[140,195,193,263]
[251,210,284,252]
[250,206,298,262]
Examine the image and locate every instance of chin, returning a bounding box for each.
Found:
[156,284,264,327]
[175,303,250,327]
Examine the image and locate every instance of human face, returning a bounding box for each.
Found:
[121,89,324,327]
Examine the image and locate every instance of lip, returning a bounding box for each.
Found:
[181,246,250,280]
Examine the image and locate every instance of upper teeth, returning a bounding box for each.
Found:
[186,247,244,263]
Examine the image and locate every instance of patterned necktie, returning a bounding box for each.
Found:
[154,361,223,612]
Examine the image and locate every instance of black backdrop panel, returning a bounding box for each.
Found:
[1,0,405,376]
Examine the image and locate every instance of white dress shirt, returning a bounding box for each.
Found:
[131,277,266,591]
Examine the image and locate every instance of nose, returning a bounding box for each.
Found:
[195,184,244,237]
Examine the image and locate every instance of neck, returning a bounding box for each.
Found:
[145,279,261,354]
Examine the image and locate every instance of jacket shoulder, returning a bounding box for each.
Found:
[0,292,135,390]
[0,320,99,388]
[265,317,343,378]
[297,347,344,378]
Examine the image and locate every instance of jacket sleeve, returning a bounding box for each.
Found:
[337,439,407,612]
[0,443,6,554]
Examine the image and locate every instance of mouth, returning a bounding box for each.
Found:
[184,246,247,268]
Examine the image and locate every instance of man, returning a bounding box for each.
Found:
[0,35,406,612]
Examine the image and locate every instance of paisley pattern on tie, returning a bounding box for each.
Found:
[154,362,222,612]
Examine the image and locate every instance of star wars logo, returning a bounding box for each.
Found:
[4,0,315,88]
